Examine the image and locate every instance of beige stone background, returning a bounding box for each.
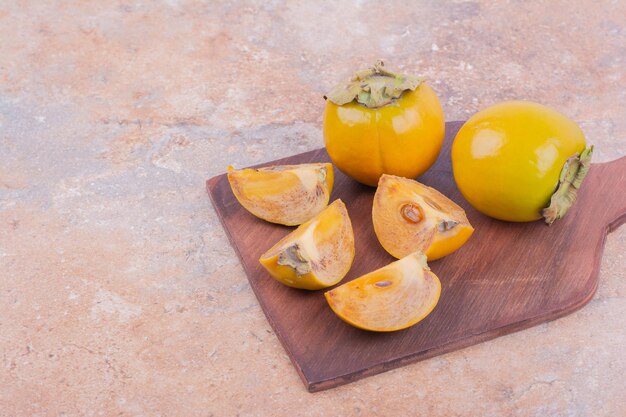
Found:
[1,1,624,416]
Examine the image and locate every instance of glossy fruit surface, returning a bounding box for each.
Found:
[452,101,588,222]
[259,199,354,290]
[373,174,473,260]
[323,62,445,186]
[325,252,441,332]
[227,162,333,226]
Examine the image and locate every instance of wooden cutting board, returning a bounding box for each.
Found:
[207,121,626,392]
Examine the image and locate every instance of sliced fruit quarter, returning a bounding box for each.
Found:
[325,252,441,332]
[259,199,355,290]
[228,162,334,226]
[373,174,474,260]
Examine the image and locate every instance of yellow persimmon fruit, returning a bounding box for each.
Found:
[325,252,441,332]
[259,199,355,290]
[227,162,334,226]
[373,174,473,260]
[452,101,592,224]
[323,60,445,186]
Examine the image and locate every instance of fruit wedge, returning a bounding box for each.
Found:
[325,252,441,332]
[259,199,355,290]
[373,174,473,260]
[228,162,334,226]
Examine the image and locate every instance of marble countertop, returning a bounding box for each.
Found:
[1,1,624,416]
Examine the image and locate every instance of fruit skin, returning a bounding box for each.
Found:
[451,101,587,222]
[227,163,334,226]
[259,199,355,290]
[372,174,474,260]
[323,84,445,186]
[324,252,441,332]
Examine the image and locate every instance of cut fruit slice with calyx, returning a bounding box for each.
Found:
[373,174,474,260]
[227,162,334,226]
[324,251,441,332]
[259,199,355,290]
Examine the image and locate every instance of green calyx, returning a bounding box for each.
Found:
[277,243,312,277]
[324,60,425,109]
[542,146,594,225]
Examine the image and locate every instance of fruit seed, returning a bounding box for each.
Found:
[400,203,424,224]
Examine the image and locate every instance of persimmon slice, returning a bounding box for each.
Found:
[373,174,474,260]
[325,252,441,332]
[228,163,334,226]
[259,199,354,290]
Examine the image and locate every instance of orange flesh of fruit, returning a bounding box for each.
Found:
[325,252,441,332]
[227,162,334,226]
[259,199,355,290]
[372,174,474,260]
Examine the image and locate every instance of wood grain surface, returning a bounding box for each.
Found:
[207,121,626,392]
